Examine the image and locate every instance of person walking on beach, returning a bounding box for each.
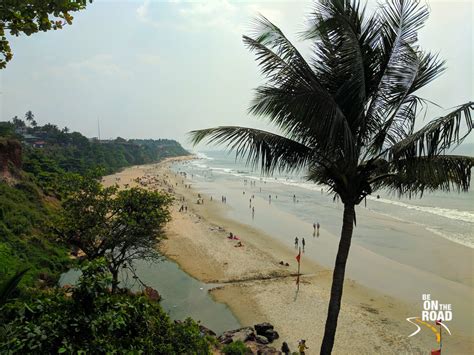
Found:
[269,194,271,204]
[252,206,255,219]
[281,341,290,355]
[317,222,320,237]
[298,339,308,354]
[294,237,298,248]
[302,238,306,252]
[313,222,316,236]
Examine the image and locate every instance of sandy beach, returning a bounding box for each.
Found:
[102,158,472,354]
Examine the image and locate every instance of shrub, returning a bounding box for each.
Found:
[222,340,251,355]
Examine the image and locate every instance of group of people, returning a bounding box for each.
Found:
[281,339,308,354]
[294,237,306,251]
[221,195,227,203]
[293,222,321,251]
[227,232,243,247]
[313,222,320,237]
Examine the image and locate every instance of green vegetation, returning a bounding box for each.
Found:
[190,0,474,353]
[1,0,91,68]
[1,260,210,354]
[0,114,188,288]
[222,340,250,355]
[6,117,188,185]
[55,170,172,291]
[0,179,70,286]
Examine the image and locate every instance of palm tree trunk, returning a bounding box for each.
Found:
[320,203,355,354]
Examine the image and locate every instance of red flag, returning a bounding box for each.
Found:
[431,349,441,355]
[435,320,442,325]
[296,251,301,263]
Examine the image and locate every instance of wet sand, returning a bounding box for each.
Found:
[102,158,472,354]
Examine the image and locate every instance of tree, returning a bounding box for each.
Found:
[189,1,474,353]
[10,116,25,129]
[0,0,91,68]
[24,110,37,127]
[55,171,172,292]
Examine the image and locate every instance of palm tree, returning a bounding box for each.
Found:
[190,0,473,353]
[24,110,37,127]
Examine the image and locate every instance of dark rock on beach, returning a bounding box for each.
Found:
[213,323,280,354]
[263,329,279,342]
[255,335,269,345]
[254,322,274,335]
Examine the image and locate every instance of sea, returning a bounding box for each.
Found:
[184,150,474,249]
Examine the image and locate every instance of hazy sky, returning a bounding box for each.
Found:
[0,0,472,148]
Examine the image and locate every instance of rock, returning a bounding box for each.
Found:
[255,335,269,345]
[199,324,216,337]
[218,327,256,344]
[254,322,274,336]
[217,334,233,345]
[263,329,279,342]
[144,286,161,302]
[232,327,256,343]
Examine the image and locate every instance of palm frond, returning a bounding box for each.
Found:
[371,155,474,196]
[368,94,423,154]
[189,126,313,174]
[0,269,29,306]
[244,15,356,160]
[303,0,373,121]
[365,0,429,137]
[410,50,446,93]
[389,102,474,159]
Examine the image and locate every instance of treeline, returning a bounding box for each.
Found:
[1,114,188,193]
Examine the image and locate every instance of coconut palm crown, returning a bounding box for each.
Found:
[190,0,473,353]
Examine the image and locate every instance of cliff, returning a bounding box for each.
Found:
[0,139,22,181]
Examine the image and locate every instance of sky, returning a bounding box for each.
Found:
[0,0,472,149]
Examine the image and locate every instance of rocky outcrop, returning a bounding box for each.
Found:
[0,139,22,181]
[215,322,281,354]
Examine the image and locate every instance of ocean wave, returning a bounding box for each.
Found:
[190,162,209,169]
[368,196,474,223]
[426,228,474,248]
[195,152,214,160]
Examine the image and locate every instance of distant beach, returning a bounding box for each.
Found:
[102,156,473,354]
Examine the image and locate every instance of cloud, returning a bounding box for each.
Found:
[135,0,246,34]
[42,54,132,82]
[245,4,283,24]
[136,0,150,22]
[137,54,160,66]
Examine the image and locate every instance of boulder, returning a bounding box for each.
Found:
[255,335,269,345]
[263,329,279,342]
[232,327,256,343]
[218,327,255,344]
[254,322,274,336]
[199,324,216,337]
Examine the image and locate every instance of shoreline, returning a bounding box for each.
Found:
[102,157,472,354]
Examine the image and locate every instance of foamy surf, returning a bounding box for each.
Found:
[368,196,474,224]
